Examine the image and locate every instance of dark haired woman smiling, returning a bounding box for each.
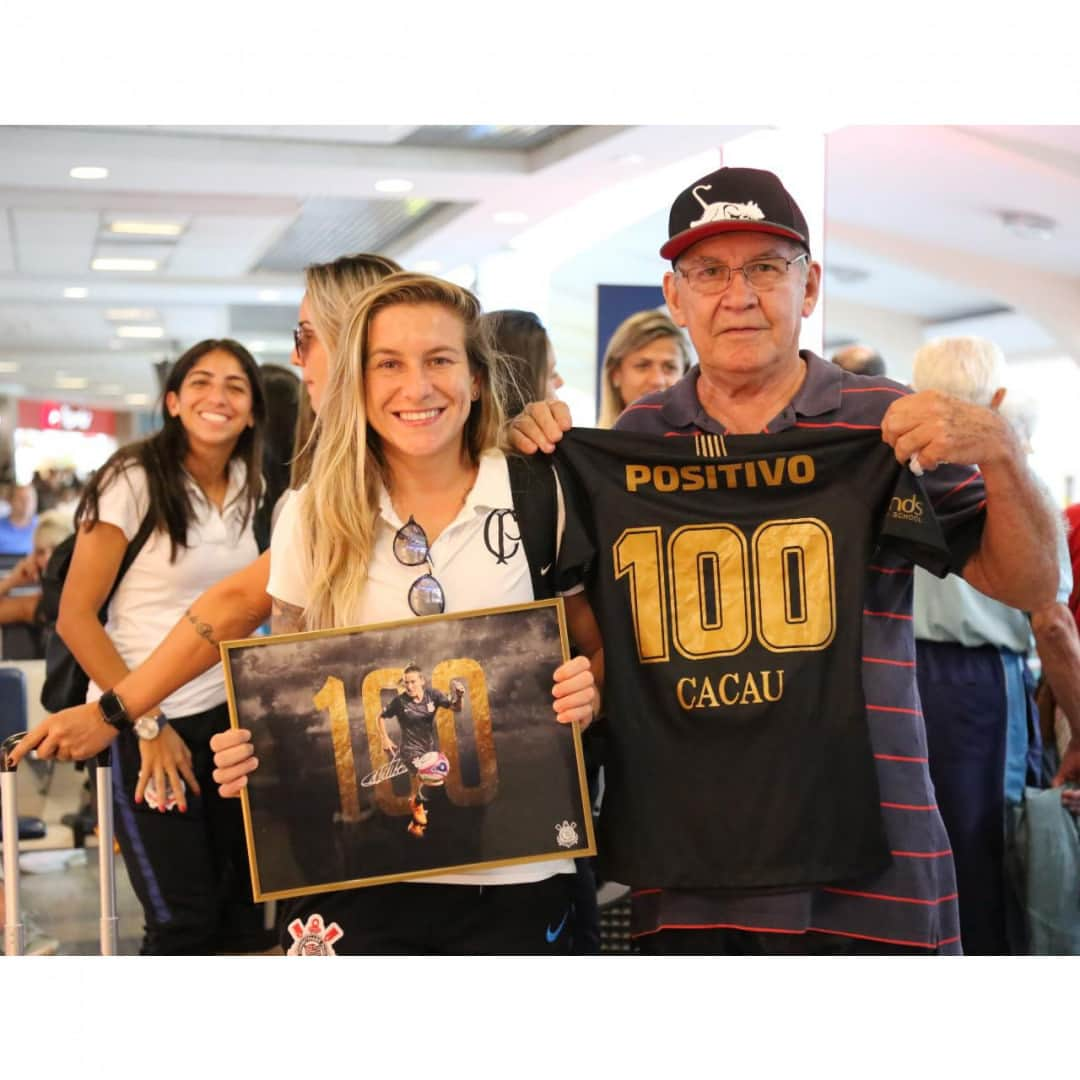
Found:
[57,338,273,955]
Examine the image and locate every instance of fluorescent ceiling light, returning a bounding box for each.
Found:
[414,260,442,274]
[63,287,88,299]
[246,341,267,352]
[92,257,158,272]
[125,393,151,406]
[105,308,158,321]
[97,384,123,395]
[375,178,414,194]
[56,375,89,390]
[257,289,281,302]
[0,362,18,374]
[116,325,165,339]
[493,210,529,225]
[70,165,109,180]
[106,221,184,237]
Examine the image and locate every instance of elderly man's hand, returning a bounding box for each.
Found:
[8,703,116,765]
[508,400,573,455]
[880,390,1019,472]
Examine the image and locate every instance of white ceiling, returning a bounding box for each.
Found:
[0,123,1077,411]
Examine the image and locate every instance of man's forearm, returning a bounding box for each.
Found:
[1031,602,1080,742]
[963,456,1059,610]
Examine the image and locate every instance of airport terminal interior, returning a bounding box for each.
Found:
[1,124,1078,958]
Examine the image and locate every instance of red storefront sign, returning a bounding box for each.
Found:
[17,400,117,435]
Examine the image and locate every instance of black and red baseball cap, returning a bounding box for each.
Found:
[660,166,810,263]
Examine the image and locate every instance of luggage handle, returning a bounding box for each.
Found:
[2,732,27,956]
[2,737,118,956]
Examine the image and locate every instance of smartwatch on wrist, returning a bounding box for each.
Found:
[98,689,162,741]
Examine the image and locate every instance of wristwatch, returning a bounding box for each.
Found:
[98,689,163,741]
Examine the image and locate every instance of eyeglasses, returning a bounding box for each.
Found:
[393,516,445,616]
[677,253,809,295]
[292,325,309,359]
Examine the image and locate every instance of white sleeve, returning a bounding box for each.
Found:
[94,464,150,541]
[266,486,310,609]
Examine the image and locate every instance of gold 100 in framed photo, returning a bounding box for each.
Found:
[220,598,596,901]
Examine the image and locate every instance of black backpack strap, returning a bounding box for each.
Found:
[102,512,157,614]
[506,453,557,601]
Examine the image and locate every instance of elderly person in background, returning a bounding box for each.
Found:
[911,335,1080,954]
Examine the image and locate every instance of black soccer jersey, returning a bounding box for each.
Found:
[554,426,958,891]
[380,688,453,764]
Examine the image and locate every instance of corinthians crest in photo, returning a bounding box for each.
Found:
[221,598,595,900]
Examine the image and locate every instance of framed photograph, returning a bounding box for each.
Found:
[221,598,596,901]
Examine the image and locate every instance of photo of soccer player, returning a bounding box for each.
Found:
[377,664,464,839]
[221,598,595,900]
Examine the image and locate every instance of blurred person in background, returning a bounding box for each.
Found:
[597,310,691,429]
[912,335,1080,953]
[0,509,73,651]
[831,344,886,376]
[257,363,302,530]
[0,483,39,556]
[481,309,563,419]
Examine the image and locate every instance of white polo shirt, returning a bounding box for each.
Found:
[87,461,260,719]
[268,447,577,885]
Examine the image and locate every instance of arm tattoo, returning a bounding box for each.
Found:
[185,608,221,647]
[271,598,306,636]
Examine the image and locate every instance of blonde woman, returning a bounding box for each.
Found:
[211,273,600,955]
[14,253,399,766]
[597,309,691,428]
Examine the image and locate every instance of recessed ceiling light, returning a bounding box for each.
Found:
[63,287,89,299]
[414,260,442,274]
[116,325,165,339]
[106,221,184,237]
[246,341,268,352]
[97,384,123,395]
[0,362,18,374]
[91,257,158,272]
[70,166,109,181]
[375,178,414,194]
[493,211,529,225]
[125,393,151,406]
[257,289,281,302]
[55,375,89,390]
[105,308,158,322]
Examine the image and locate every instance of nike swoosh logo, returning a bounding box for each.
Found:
[545,909,569,943]
[540,563,553,575]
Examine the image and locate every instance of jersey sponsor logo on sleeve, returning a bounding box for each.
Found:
[888,494,924,522]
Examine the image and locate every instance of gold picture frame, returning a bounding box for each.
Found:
[221,598,596,901]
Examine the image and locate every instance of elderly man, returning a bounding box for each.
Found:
[513,166,1061,955]
[911,336,1080,953]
